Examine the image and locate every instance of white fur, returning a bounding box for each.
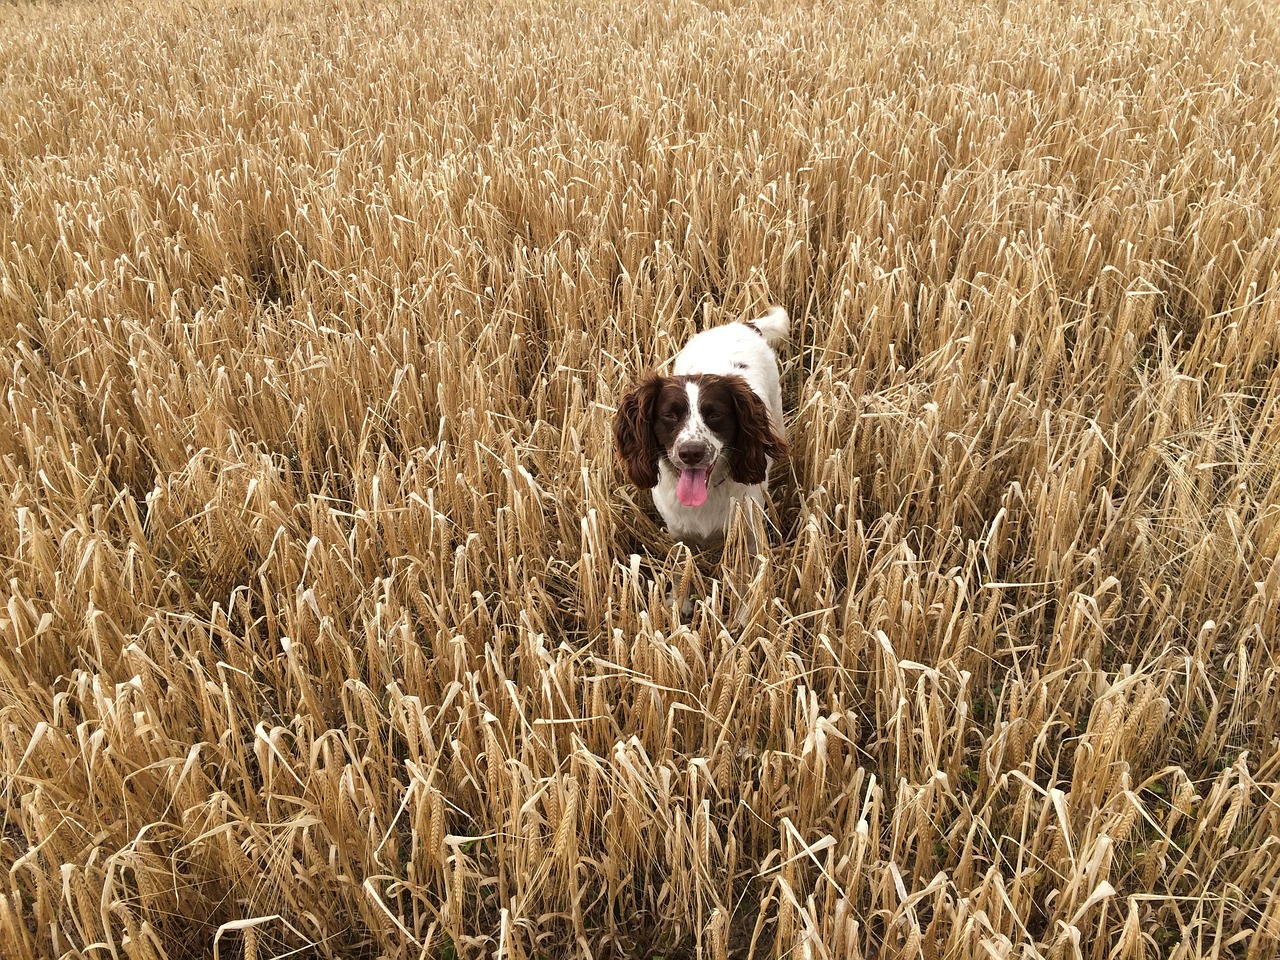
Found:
[654,307,789,546]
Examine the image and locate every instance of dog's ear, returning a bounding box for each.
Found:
[613,374,665,489]
[724,375,787,485]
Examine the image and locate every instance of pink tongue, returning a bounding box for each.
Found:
[677,467,709,507]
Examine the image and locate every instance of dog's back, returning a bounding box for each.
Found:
[673,307,789,431]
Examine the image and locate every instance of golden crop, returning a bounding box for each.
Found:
[2,0,1278,957]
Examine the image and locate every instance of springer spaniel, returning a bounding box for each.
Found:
[614,307,789,547]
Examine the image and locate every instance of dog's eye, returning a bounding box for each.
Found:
[661,410,682,423]
[704,408,724,423]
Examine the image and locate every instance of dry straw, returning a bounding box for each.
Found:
[2,0,1279,956]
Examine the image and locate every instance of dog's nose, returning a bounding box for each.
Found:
[677,441,710,465]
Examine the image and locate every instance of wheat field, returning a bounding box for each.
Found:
[2,0,1279,956]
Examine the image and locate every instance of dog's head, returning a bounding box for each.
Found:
[613,373,787,505]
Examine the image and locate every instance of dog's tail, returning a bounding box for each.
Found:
[745,306,789,347]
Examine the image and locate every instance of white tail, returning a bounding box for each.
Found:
[748,306,790,346]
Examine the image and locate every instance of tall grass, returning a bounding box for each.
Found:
[2,0,1279,956]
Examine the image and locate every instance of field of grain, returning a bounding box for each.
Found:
[2,0,1279,956]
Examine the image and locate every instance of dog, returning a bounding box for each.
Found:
[614,307,789,548]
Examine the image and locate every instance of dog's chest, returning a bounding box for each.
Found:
[652,464,762,545]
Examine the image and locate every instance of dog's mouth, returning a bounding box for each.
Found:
[675,466,709,507]
[673,456,720,507]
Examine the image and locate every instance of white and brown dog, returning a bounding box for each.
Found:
[614,307,789,547]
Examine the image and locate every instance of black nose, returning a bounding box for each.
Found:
[677,441,710,465]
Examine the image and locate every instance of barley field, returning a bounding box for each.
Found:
[2,0,1279,956]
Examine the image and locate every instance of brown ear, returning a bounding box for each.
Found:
[724,375,787,485]
[613,374,665,489]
